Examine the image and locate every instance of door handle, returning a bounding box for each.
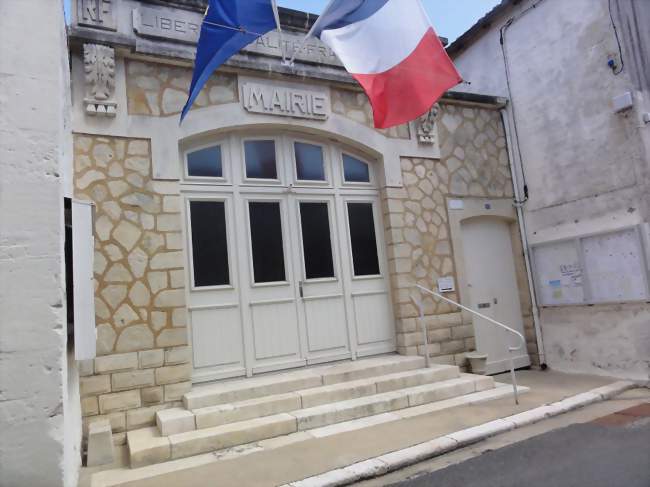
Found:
[299,281,304,299]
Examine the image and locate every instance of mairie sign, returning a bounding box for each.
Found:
[242,82,329,121]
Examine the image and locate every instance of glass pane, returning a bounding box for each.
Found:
[249,202,286,283]
[300,202,335,279]
[343,154,370,183]
[347,203,380,276]
[189,201,230,287]
[187,146,222,178]
[295,142,326,181]
[245,140,277,179]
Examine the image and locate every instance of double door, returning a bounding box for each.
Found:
[184,137,395,382]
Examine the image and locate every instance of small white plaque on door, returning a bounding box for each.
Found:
[437,276,455,293]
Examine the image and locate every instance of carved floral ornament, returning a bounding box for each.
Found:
[84,43,117,117]
[416,104,441,144]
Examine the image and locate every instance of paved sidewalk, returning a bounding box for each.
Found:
[387,401,650,487]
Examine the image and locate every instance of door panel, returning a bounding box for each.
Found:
[185,195,246,382]
[461,217,530,374]
[250,300,301,360]
[243,196,304,373]
[303,296,348,353]
[292,196,351,363]
[191,306,242,369]
[341,197,396,356]
[353,292,394,346]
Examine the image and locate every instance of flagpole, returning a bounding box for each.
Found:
[286,0,337,66]
[270,0,288,63]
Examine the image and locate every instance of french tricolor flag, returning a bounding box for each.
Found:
[314,0,462,129]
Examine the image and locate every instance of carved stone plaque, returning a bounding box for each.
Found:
[241,82,329,121]
[77,0,116,31]
[132,5,342,67]
[133,5,201,45]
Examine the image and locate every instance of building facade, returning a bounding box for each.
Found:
[68,0,538,443]
[450,0,650,380]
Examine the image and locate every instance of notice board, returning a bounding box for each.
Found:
[533,240,585,306]
[581,228,648,302]
[532,226,650,306]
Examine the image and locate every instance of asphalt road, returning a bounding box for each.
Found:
[390,420,650,487]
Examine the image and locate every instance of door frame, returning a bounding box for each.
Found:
[180,130,396,381]
[447,197,530,369]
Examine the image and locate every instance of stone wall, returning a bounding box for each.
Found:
[331,87,411,140]
[382,103,537,367]
[126,60,238,116]
[73,134,191,441]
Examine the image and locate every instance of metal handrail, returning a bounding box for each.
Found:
[410,284,526,405]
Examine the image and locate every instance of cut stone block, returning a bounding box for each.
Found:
[374,365,459,393]
[320,355,425,385]
[128,427,171,468]
[156,408,196,436]
[183,371,322,410]
[183,355,426,410]
[194,393,301,430]
[293,391,410,431]
[169,413,298,460]
[406,377,477,407]
[87,419,114,467]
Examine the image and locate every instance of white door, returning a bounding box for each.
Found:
[290,195,352,364]
[461,217,530,374]
[341,196,395,357]
[182,133,395,382]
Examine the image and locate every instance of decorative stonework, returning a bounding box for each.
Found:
[416,104,440,144]
[125,60,238,116]
[331,88,411,140]
[84,44,117,116]
[77,0,116,31]
[73,134,191,439]
[384,104,537,367]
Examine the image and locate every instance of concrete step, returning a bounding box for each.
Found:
[189,365,460,431]
[291,375,494,431]
[105,383,530,483]
[183,355,425,410]
[130,373,494,467]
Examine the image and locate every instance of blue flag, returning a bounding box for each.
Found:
[181,0,277,122]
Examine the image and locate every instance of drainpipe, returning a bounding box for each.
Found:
[500,108,547,367]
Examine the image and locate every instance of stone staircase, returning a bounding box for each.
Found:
[126,355,510,469]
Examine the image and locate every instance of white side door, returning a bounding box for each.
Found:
[461,217,530,374]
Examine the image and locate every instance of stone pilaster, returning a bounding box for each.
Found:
[73,134,191,439]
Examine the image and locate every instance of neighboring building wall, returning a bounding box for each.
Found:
[450,0,650,379]
[73,135,191,440]
[382,103,537,368]
[0,1,80,486]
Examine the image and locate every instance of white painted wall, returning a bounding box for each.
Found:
[451,0,650,380]
[0,0,80,485]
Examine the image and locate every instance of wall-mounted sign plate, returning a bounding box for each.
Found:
[438,276,455,293]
